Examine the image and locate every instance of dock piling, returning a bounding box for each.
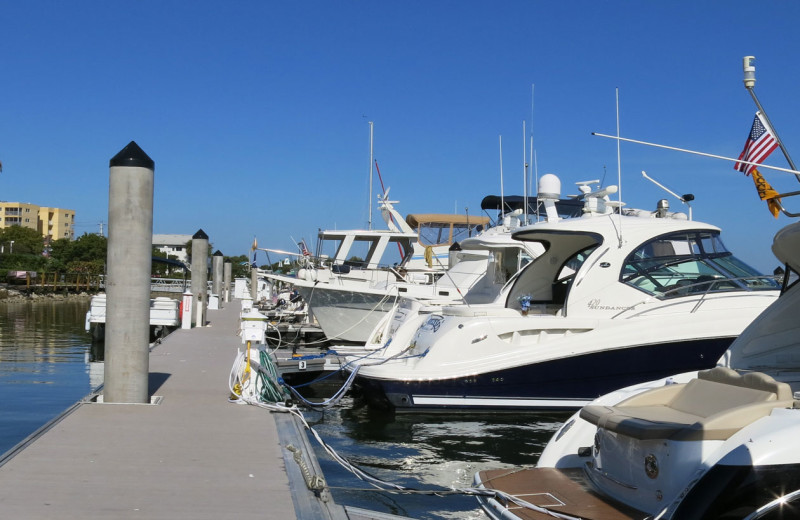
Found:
[191,229,209,326]
[103,141,154,404]
[212,250,223,308]
[223,261,232,303]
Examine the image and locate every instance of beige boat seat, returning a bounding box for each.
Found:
[580,367,794,441]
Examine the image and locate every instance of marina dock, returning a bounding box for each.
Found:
[0,300,395,520]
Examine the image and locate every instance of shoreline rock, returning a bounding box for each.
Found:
[0,287,95,303]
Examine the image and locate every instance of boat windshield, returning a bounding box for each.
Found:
[417,221,483,247]
[620,230,780,299]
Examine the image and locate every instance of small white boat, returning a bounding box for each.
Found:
[85,294,181,342]
[351,175,780,412]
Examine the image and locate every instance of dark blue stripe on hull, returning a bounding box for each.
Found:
[356,337,734,411]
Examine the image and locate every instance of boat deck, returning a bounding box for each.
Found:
[0,300,397,520]
[477,467,648,520]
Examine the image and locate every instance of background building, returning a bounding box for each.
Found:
[0,202,75,241]
[38,206,75,241]
[0,202,40,232]
[153,234,192,264]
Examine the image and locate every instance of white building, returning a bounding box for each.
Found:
[153,234,192,264]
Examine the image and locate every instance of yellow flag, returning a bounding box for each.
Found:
[751,168,781,218]
[250,236,258,252]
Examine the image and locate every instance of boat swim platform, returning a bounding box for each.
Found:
[0,300,408,520]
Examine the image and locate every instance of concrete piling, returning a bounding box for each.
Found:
[212,250,223,307]
[104,141,154,404]
[250,267,258,301]
[223,261,232,303]
[191,229,209,327]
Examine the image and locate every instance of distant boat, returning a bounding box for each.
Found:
[85,294,180,342]
[262,193,489,344]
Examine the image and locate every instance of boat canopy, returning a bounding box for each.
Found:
[480,195,584,220]
[406,214,490,248]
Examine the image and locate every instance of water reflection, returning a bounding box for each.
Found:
[0,300,571,520]
[0,299,94,455]
[304,397,571,519]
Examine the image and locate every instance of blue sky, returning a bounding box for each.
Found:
[2,1,800,272]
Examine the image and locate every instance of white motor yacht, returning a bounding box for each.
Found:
[351,176,780,412]
[263,193,489,343]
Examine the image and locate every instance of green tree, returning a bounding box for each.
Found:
[0,226,44,255]
[0,227,47,272]
[47,233,107,274]
[224,254,250,279]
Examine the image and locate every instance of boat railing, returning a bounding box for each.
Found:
[611,275,781,319]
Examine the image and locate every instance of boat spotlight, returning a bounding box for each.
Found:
[656,199,669,218]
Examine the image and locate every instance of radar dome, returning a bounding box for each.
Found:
[538,174,561,200]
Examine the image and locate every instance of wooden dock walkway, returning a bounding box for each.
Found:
[0,300,368,519]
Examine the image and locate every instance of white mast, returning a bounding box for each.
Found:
[499,135,505,214]
[368,121,374,230]
[615,88,623,247]
[529,84,535,225]
[522,120,527,225]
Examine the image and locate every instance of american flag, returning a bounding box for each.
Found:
[734,111,779,176]
[299,240,311,256]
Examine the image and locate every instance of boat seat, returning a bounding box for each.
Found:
[580,367,794,441]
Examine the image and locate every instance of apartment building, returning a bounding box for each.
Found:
[0,202,75,241]
[38,206,76,240]
[0,202,39,232]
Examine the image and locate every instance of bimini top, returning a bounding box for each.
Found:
[480,194,585,220]
[406,214,490,249]
[405,214,490,228]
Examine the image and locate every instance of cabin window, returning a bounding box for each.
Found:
[551,246,597,305]
[621,231,779,298]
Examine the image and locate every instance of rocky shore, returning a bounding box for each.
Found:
[0,285,95,303]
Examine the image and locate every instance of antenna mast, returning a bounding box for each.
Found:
[615,88,623,247]
[529,84,535,225]
[368,121,374,230]
[499,135,505,215]
[522,120,527,225]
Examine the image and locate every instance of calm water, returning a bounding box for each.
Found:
[0,299,97,456]
[0,301,567,518]
[304,400,568,519]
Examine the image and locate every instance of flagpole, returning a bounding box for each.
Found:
[742,56,800,182]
